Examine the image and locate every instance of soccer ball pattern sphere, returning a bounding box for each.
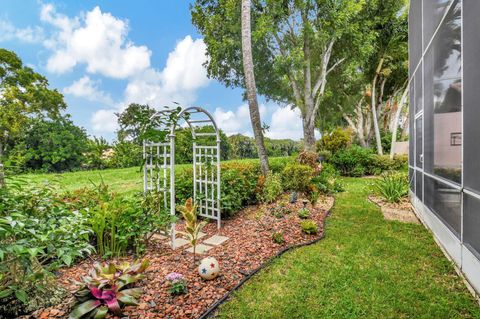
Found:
[198,257,220,280]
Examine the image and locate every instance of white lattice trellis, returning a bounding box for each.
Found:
[143,106,221,249]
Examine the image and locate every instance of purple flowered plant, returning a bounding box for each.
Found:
[166,272,187,295]
[166,272,184,282]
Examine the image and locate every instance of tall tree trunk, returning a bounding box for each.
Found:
[302,114,316,151]
[241,0,269,175]
[390,84,409,159]
[371,57,384,155]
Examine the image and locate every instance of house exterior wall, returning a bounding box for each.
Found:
[409,0,480,294]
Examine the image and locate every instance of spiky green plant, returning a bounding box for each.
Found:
[373,172,408,203]
[177,198,207,264]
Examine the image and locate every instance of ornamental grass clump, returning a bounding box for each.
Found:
[69,260,149,319]
[177,198,207,264]
[166,272,188,295]
[374,172,408,203]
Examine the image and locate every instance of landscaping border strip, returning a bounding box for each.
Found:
[198,213,330,319]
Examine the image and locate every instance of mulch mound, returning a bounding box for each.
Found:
[26,194,332,319]
[368,195,420,224]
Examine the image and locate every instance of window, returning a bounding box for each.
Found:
[425,0,462,184]
[424,176,461,237]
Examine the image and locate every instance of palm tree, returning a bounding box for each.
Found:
[241,0,269,175]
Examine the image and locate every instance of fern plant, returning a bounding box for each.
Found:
[177,198,207,264]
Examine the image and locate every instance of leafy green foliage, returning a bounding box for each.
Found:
[0,181,93,314]
[0,49,66,164]
[84,137,111,170]
[257,173,283,204]
[318,128,352,154]
[373,172,408,203]
[9,117,88,172]
[330,145,373,177]
[271,231,285,245]
[281,163,314,193]
[368,154,408,175]
[311,163,344,194]
[300,220,318,235]
[109,140,143,168]
[70,260,148,319]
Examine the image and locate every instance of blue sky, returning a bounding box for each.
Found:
[0,0,305,141]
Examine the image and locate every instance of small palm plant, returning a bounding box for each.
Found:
[177,198,207,264]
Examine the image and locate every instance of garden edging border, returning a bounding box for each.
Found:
[198,210,332,319]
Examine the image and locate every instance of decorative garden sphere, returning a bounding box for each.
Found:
[198,257,220,280]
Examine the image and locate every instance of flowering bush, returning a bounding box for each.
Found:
[166,272,188,295]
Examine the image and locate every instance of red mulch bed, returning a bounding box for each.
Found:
[28,194,332,319]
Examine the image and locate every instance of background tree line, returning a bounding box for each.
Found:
[0,52,300,174]
[191,0,409,161]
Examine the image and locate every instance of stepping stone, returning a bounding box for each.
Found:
[203,235,229,246]
[151,233,167,241]
[198,232,207,239]
[170,237,189,248]
[185,244,213,254]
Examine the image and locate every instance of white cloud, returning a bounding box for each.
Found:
[91,109,118,133]
[266,107,304,140]
[124,36,210,107]
[214,104,316,141]
[0,19,44,43]
[40,4,151,78]
[214,104,268,137]
[92,35,210,133]
[64,76,113,106]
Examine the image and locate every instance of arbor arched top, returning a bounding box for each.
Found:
[151,106,221,142]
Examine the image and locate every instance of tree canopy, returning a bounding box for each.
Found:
[0,49,66,160]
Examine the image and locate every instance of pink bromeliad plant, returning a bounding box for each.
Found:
[69,259,149,319]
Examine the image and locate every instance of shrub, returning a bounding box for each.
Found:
[0,182,94,316]
[109,141,142,168]
[257,173,283,203]
[272,231,285,244]
[311,163,343,194]
[317,128,351,154]
[374,172,409,203]
[298,208,310,219]
[220,161,260,217]
[296,151,319,169]
[281,163,314,193]
[166,273,188,295]
[367,154,409,175]
[330,145,373,177]
[269,156,295,173]
[300,220,318,235]
[70,260,149,319]
[317,150,332,162]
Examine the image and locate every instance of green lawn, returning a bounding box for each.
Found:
[9,157,288,194]
[217,177,480,319]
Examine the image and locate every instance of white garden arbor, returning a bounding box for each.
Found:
[143,106,221,249]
